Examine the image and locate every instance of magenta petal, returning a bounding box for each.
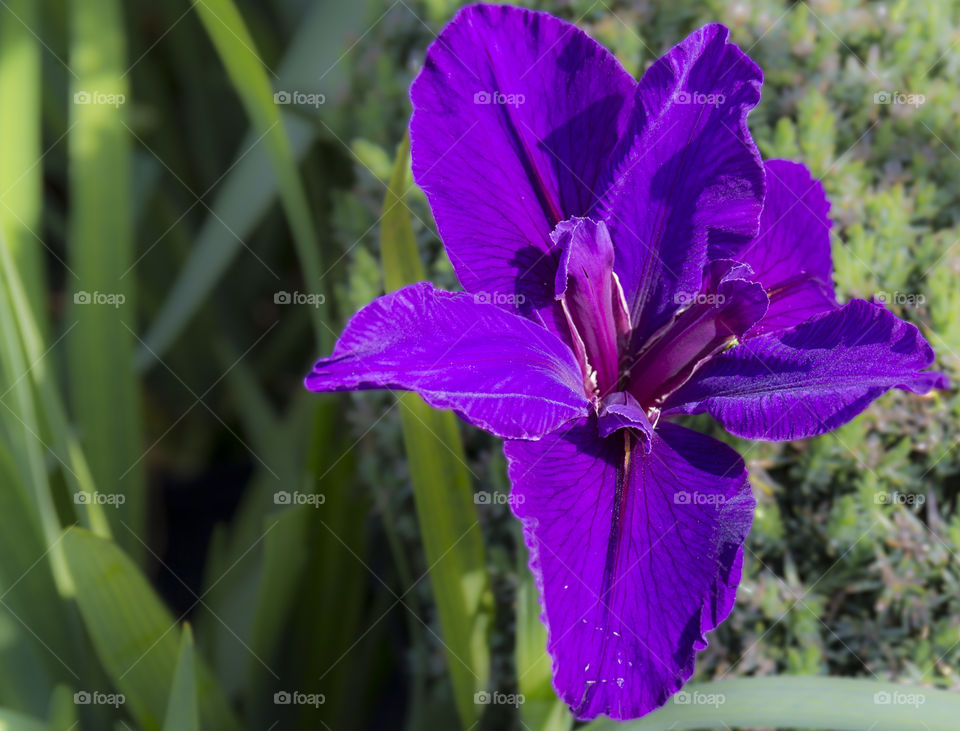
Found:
[505,419,754,720]
[628,260,768,407]
[664,299,949,440]
[409,4,636,336]
[553,218,631,395]
[738,160,838,336]
[600,23,764,346]
[304,283,588,439]
[597,391,653,446]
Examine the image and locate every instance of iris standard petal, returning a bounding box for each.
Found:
[305,282,589,439]
[553,217,631,396]
[505,419,754,720]
[409,3,636,336]
[663,299,948,440]
[599,23,765,348]
[736,160,838,336]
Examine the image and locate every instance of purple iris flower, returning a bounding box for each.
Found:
[305,4,947,721]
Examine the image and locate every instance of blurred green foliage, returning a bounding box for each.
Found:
[0,0,958,729]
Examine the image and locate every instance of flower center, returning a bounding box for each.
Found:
[625,300,739,408]
[624,263,768,412]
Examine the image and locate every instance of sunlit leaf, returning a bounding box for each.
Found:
[62,527,238,731]
[162,624,199,731]
[584,678,960,731]
[68,0,146,556]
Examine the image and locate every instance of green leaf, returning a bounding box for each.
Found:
[0,608,51,715]
[0,707,47,731]
[515,532,572,731]
[0,230,109,532]
[0,234,102,610]
[47,685,78,731]
[521,700,575,731]
[0,239,57,543]
[162,624,199,731]
[583,678,960,731]
[295,401,379,729]
[381,136,491,727]
[68,0,146,556]
[246,509,307,687]
[515,539,551,697]
[0,0,46,335]
[62,527,238,731]
[140,0,369,364]
[380,136,427,286]
[0,440,73,701]
[193,0,328,350]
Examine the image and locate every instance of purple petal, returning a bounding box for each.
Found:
[738,160,838,336]
[597,391,653,446]
[627,260,768,408]
[305,283,588,439]
[664,299,949,440]
[599,24,764,346]
[505,419,754,720]
[553,218,631,396]
[409,4,636,338]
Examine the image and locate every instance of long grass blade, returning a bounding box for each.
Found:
[0,231,110,536]
[47,685,79,731]
[0,0,45,336]
[0,235,84,616]
[140,0,369,364]
[380,136,491,727]
[0,441,73,703]
[68,0,145,555]
[62,527,239,731]
[162,624,199,731]
[193,0,329,351]
[515,531,573,731]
